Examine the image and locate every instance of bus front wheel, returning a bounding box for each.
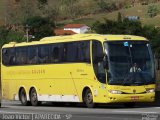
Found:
[84,89,95,108]
[30,88,41,106]
[19,88,29,106]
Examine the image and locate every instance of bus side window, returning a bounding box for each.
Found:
[2,48,16,66]
[92,40,106,83]
[28,46,38,64]
[16,47,27,65]
[51,46,59,63]
[2,49,9,65]
[38,45,50,64]
[9,48,16,65]
[64,42,78,62]
[51,44,64,63]
[77,41,90,63]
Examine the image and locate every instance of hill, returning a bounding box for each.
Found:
[0,0,160,27]
[59,1,160,27]
[0,0,6,19]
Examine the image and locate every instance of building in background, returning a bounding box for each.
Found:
[126,16,140,21]
[54,29,76,36]
[64,24,90,34]
[55,24,90,36]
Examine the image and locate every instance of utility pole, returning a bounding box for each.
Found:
[26,24,29,42]
[24,25,35,42]
[25,24,30,42]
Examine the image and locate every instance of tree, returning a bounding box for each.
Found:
[0,26,9,47]
[6,0,38,25]
[92,21,107,34]
[147,5,159,17]
[122,18,142,35]
[6,30,25,43]
[0,26,25,47]
[117,12,122,23]
[95,0,118,12]
[141,25,160,52]
[97,0,108,12]
[59,0,81,18]
[92,16,160,56]
[42,5,60,26]
[92,16,142,35]
[24,16,55,41]
[37,0,48,10]
[37,0,48,5]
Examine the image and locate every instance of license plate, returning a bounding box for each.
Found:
[131,96,139,101]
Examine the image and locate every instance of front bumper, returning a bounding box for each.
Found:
[106,92,155,103]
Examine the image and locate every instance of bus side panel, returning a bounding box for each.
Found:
[71,63,108,103]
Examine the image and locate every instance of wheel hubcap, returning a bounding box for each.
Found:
[21,91,26,103]
[31,91,37,103]
[87,93,93,103]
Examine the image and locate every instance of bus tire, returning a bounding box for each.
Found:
[19,88,30,106]
[83,89,95,108]
[30,88,41,106]
[124,102,136,108]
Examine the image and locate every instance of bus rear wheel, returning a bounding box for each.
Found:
[19,88,29,106]
[30,88,41,106]
[84,89,95,108]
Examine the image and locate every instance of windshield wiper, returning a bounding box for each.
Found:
[122,81,132,86]
[122,75,144,86]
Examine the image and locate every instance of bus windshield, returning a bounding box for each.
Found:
[104,41,155,86]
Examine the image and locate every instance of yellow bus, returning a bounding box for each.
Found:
[1,34,155,108]
[0,64,1,107]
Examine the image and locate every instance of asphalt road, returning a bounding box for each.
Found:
[0,101,160,120]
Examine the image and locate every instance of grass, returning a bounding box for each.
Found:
[1,0,160,27]
[59,2,160,27]
[0,0,6,19]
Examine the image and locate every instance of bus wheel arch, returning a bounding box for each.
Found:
[19,87,30,106]
[82,87,95,108]
[29,87,41,106]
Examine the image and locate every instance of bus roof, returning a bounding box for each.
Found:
[2,34,148,48]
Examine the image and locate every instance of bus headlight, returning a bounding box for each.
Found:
[146,88,155,93]
[108,90,122,94]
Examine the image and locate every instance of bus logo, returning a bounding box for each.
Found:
[133,89,136,94]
